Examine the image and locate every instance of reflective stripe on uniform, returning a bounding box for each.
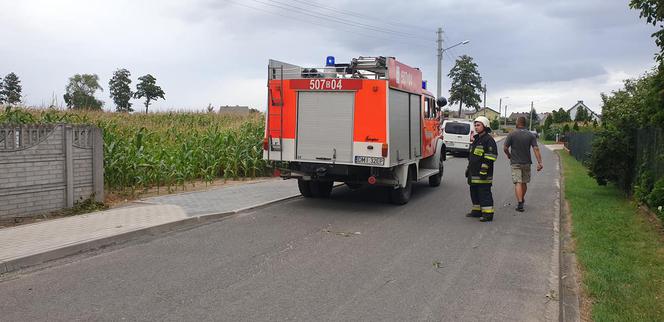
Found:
[481,206,494,214]
[481,163,489,169]
[471,179,492,184]
[483,153,497,161]
[472,205,481,211]
[473,145,484,156]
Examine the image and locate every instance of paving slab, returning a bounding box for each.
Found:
[140,179,300,216]
[0,179,302,274]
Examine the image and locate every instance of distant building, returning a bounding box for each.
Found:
[470,107,501,121]
[218,105,251,115]
[446,109,475,119]
[567,100,600,121]
[508,112,530,123]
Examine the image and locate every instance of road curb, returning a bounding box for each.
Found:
[0,193,303,275]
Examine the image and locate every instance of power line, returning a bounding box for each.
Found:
[264,0,426,38]
[223,0,433,49]
[249,0,434,41]
[283,0,434,33]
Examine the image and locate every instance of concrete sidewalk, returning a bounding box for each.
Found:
[0,179,301,274]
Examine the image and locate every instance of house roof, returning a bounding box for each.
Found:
[508,112,529,119]
[567,100,600,117]
[473,107,500,115]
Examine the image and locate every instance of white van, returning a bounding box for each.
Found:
[442,119,474,155]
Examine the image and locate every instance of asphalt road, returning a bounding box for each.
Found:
[0,140,560,321]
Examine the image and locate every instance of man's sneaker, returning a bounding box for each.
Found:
[516,202,524,212]
[479,215,493,222]
[466,211,482,218]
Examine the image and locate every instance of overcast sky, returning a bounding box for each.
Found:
[1,0,659,114]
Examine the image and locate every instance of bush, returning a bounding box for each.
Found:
[633,165,654,204]
[588,127,634,188]
[647,178,664,218]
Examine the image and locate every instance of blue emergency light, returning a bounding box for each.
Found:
[422,80,427,90]
[326,56,335,66]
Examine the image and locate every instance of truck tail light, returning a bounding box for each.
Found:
[263,137,269,150]
[381,143,388,157]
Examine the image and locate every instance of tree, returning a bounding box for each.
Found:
[134,74,165,113]
[0,77,4,105]
[109,68,133,112]
[64,74,104,109]
[543,115,553,130]
[630,0,664,63]
[575,106,591,122]
[0,72,23,105]
[490,118,500,130]
[552,107,571,123]
[528,108,539,127]
[448,55,483,117]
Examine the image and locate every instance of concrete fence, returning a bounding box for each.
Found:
[0,124,104,218]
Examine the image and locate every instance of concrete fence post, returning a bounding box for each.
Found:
[92,127,104,202]
[64,125,74,208]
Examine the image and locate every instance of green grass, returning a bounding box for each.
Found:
[559,151,664,321]
[540,139,557,145]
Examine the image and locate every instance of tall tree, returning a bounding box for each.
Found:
[575,106,590,122]
[1,72,23,105]
[448,55,483,117]
[64,74,104,109]
[630,0,664,63]
[543,114,553,129]
[134,74,165,113]
[109,68,133,112]
[0,76,4,105]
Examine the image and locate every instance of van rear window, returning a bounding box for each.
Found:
[445,122,470,135]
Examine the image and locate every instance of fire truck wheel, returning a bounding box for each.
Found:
[345,183,363,190]
[297,179,314,198]
[389,174,413,205]
[311,180,334,198]
[429,155,444,187]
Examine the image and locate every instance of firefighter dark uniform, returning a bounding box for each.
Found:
[466,126,498,221]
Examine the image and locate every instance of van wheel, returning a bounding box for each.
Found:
[390,173,412,205]
[311,180,333,198]
[298,179,313,198]
[429,155,444,187]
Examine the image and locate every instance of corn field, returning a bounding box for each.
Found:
[0,107,269,193]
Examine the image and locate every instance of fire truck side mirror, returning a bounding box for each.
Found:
[436,97,448,108]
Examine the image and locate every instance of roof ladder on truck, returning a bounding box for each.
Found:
[267,64,284,162]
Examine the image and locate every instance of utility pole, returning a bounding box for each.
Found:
[529,101,534,131]
[436,27,443,99]
[482,84,487,115]
[504,105,508,128]
[499,97,502,118]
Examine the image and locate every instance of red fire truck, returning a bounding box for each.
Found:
[263,56,448,204]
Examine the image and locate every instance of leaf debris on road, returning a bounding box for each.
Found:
[323,229,361,237]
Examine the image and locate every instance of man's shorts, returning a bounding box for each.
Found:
[511,164,531,183]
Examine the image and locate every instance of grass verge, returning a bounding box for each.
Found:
[559,150,664,321]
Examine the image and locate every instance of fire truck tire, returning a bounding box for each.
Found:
[311,180,333,198]
[389,173,413,205]
[345,183,363,190]
[429,155,444,187]
[298,179,314,198]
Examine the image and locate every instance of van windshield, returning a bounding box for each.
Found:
[445,122,471,135]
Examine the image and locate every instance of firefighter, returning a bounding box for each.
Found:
[465,116,498,222]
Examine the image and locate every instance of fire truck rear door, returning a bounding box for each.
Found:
[296,91,354,163]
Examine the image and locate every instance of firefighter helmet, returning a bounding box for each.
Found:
[474,116,491,129]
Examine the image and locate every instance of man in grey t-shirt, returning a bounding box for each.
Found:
[503,117,543,212]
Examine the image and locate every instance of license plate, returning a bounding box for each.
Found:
[355,156,385,166]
